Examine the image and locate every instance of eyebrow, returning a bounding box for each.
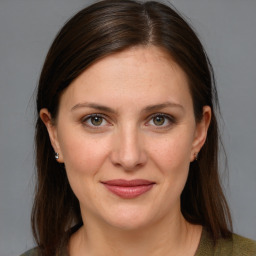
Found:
[71,101,184,113]
[71,102,116,113]
[142,102,184,113]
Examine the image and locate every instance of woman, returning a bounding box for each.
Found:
[21,0,256,255]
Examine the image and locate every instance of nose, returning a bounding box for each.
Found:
[110,126,147,171]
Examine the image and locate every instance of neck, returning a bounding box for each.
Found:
[69,211,202,256]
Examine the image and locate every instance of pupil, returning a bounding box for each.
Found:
[92,116,102,126]
[154,116,165,126]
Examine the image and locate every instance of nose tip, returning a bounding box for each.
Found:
[110,131,147,171]
[115,150,146,171]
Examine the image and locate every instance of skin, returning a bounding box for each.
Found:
[41,46,211,256]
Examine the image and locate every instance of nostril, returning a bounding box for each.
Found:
[110,149,147,171]
[109,130,147,170]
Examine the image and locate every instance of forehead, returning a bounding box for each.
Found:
[74,46,186,85]
[59,46,192,111]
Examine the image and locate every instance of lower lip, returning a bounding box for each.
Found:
[103,184,154,199]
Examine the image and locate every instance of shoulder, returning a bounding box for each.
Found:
[20,247,39,256]
[196,228,256,256]
[217,233,256,255]
[231,233,256,255]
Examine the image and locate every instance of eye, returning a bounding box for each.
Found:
[147,113,174,128]
[82,114,108,128]
[152,115,165,126]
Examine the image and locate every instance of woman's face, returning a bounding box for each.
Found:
[41,46,210,230]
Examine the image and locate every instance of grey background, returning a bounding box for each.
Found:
[0,0,255,255]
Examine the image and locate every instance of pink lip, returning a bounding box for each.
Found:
[101,179,155,199]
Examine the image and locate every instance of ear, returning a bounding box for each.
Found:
[190,106,211,162]
[40,108,64,163]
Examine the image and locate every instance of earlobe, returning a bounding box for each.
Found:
[40,108,64,163]
[191,106,211,161]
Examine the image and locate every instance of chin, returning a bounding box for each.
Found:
[108,218,151,231]
[101,206,157,231]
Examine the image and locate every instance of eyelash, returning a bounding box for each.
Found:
[146,113,176,129]
[82,114,110,129]
[81,113,176,129]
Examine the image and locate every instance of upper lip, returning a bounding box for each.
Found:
[101,179,155,187]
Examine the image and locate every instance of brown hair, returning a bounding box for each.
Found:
[33,0,232,255]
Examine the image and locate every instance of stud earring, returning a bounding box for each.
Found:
[55,152,59,160]
[194,152,198,161]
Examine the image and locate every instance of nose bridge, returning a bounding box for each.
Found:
[111,123,146,170]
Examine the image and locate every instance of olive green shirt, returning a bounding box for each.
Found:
[20,228,256,256]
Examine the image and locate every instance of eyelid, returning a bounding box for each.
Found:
[145,113,176,128]
[81,112,176,129]
[82,113,111,128]
[82,113,105,121]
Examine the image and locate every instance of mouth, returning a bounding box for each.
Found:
[101,179,155,199]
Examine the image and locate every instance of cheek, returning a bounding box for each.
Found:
[58,128,110,177]
[148,130,193,194]
[156,141,190,193]
[149,131,193,172]
[140,133,193,217]
[58,131,111,205]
